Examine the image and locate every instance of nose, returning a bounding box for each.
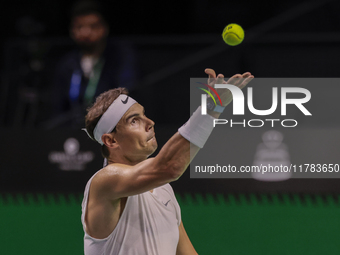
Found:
[145,117,155,131]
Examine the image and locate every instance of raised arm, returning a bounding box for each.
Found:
[92,70,253,200]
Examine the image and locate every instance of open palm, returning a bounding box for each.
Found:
[205,68,254,107]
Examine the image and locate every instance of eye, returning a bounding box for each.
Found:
[131,118,138,124]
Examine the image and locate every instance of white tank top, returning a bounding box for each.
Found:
[81,173,181,255]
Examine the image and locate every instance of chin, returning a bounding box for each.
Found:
[151,138,158,150]
[147,143,158,157]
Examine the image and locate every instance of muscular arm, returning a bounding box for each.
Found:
[93,132,201,200]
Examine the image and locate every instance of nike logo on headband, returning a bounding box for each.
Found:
[121,96,129,104]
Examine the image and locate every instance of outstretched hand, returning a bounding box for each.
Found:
[204,68,254,107]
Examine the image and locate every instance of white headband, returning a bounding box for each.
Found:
[87,95,137,145]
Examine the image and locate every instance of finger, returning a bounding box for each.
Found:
[216,74,225,85]
[205,68,216,84]
[238,75,254,89]
[242,72,252,78]
[226,74,242,85]
[237,72,252,86]
[205,68,216,78]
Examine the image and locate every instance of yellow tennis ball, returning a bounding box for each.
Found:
[222,23,244,46]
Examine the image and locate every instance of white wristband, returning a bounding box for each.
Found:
[178,106,215,148]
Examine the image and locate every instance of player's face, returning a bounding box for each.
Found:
[71,14,108,47]
[114,103,158,162]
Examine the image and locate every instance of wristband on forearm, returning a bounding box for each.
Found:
[178,106,216,148]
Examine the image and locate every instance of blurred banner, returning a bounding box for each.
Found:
[0,129,102,192]
[1,126,340,193]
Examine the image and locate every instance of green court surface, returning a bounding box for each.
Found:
[1,193,340,254]
[177,193,340,255]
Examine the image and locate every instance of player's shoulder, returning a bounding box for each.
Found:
[93,163,126,181]
[89,163,128,197]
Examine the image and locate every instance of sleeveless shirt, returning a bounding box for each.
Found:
[81,172,181,255]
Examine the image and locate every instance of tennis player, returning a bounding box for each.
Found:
[81,68,253,255]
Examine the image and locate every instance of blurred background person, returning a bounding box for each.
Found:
[51,0,137,128]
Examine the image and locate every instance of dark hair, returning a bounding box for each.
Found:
[70,0,107,24]
[85,87,129,158]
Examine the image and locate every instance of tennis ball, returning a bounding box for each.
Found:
[222,23,244,46]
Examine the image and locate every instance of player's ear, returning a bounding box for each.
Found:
[102,133,118,149]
